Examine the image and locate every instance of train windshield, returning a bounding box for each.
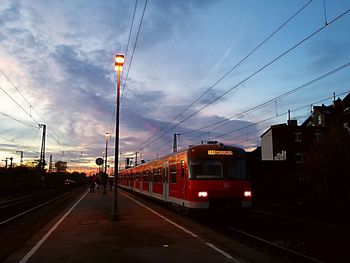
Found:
[189,158,246,179]
[189,160,223,179]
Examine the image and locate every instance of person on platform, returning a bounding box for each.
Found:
[101,172,108,195]
[95,173,101,191]
[89,175,96,193]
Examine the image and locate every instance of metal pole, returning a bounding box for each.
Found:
[16,151,23,166]
[104,134,108,174]
[39,124,46,171]
[112,66,121,221]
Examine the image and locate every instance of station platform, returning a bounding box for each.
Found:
[4,187,247,263]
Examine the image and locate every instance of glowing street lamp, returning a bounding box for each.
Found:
[115,54,125,71]
[111,54,124,221]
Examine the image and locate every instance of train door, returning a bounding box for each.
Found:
[149,166,153,194]
[163,161,169,201]
[127,171,131,188]
[180,159,186,200]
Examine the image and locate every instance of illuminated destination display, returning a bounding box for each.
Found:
[207,150,233,156]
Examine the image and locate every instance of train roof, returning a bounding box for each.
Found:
[187,142,246,153]
[123,143,246,171]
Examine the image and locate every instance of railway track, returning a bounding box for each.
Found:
[217,208,350,263]
[0,189,63,225]
[227,224,324,263]
[120,189,330,262]
[0,186,86,261]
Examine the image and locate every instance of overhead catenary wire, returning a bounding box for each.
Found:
[0,133,40,154]
[0,85,39,125]
[0,69,35,115]
[108,0,145,149]
[134,6,350,153]
[0,72,66,150]
[120,0,148,102]
[209,90,350,142]
[0,70,62,142]
[108,0,139,135]
[323,0,328,25]
[146,90,349,158]
[0,111,38,129]
[176,7,350,127]
[135,0,313,151]
[183,60,350,138]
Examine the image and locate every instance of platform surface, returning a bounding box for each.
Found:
[4,188,242,263]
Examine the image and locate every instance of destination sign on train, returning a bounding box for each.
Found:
[207,150,233,156]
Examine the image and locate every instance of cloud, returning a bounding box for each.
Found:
[133,0,216,50]
[0,3,21,27]
[308,39,350,71]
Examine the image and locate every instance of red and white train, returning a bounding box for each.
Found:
[119,142,252,211]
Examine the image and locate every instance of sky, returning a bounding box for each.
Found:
[1,0,350,173]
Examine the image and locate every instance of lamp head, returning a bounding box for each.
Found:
[115,54,125,71]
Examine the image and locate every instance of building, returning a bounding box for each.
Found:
[55,161,67,173]
[261,119,323,163]
[261,93,350,162]
[302,93,350,129]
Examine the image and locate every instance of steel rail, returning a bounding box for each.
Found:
[0,188,80,226]
[228,225,324,263]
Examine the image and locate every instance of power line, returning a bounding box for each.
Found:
[147,91,349,157]
[0,85,39,124]
[134,6,350,152]
[134,0,313,151]
[176,0,313,118]
[0,133,40,154]
[120,0,139,96]
[0,69,34,112]
[0,111,38,129]
[109,0,139,139]
[183,60,350,138]
[120,0,148,102]
[212,90,350,142]
[0,71,65,148]
[178,7,350,126]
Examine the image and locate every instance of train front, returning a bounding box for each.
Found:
[186,143,252,211]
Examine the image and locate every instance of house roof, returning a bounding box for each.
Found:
[260,123,287,137]
[314,105,333,115]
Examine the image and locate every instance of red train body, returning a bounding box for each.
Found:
[119,143,252,210]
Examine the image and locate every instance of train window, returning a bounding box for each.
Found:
[153,168,162,182]
[227,159,246,179]
[170,164,177,183]
[143,170,149,182]
[189,160,222,179]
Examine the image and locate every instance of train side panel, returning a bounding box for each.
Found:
[118,143,252,210]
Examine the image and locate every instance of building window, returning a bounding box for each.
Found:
[294,131,302,142]
[295,153,304,163]
[314,131,321,141]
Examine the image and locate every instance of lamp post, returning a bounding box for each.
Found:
[104,132,109,174]
[111,54,124,221]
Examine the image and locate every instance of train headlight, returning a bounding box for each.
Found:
[244,191,252,198]
[198,191,208,198]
